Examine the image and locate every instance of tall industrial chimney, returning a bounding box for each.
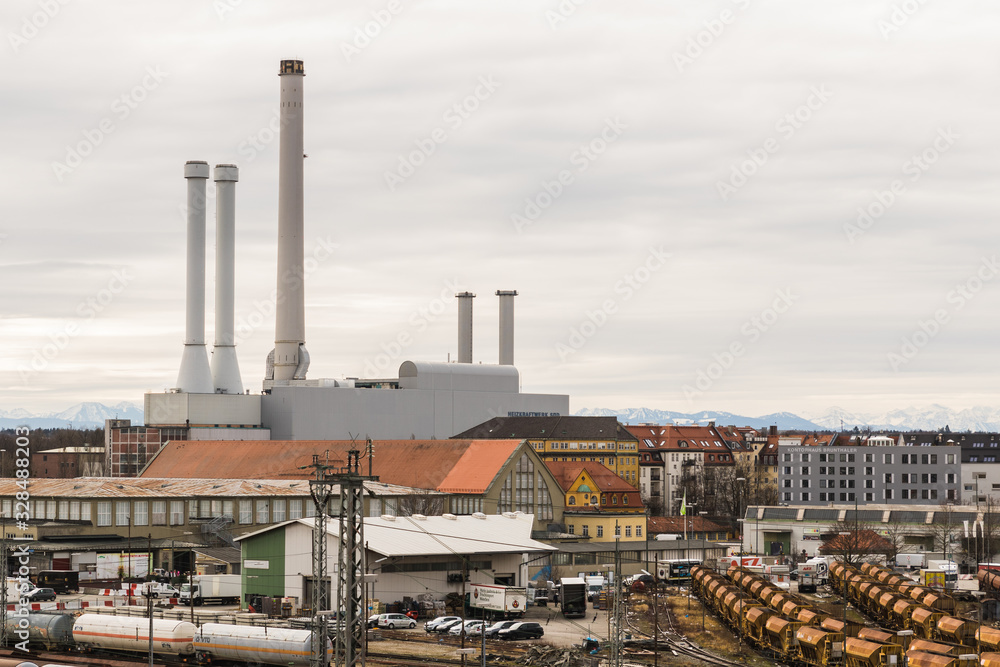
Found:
[456,292,475,363]
[211,164,244,394]
[270,59,309,382]
[496,290,518,366]
[176,161,214,393]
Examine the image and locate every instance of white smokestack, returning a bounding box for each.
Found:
[496,290,518,366]
[176,160,214,393]
[456,292,475,363]
[211,164,244,394]
[270,59,309,382]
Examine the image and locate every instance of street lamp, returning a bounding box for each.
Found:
[736,478,746,554]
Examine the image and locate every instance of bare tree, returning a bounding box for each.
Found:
[928,503,960,557]
[398,494,446,516]
[822,518,888,566]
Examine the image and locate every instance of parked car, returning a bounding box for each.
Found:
[429,617,464,633]
[424,616,462,632]
[367,614,381,629]
[483,620,518,638]
[24,587,57,602]
[497,622,544,640]
[448,620,485,636]
[378,613,416,629]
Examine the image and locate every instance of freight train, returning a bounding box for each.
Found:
[3,612,332,665]
[692,563,982,667]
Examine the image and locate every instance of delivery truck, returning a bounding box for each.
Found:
[896,553,926,569]
[179,574,241,606]
[558,577,588,619]
[37,570,79,594]
[466,584,527,620]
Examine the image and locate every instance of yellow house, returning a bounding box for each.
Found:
[545,461,646,542]
[454,416,641,488]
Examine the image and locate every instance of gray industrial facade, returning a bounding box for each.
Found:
[777,445,962,505]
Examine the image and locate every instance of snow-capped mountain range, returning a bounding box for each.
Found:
[575,405,1000,433]
[3,401,1000,433]
[0,402,143,430]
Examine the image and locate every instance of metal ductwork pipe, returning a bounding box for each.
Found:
[176,160,214,393]
[211,164,244,394]
[496,290,518,366]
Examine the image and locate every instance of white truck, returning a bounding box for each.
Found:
[179,574,242,606]
[797,558,830,593]
[467,583,527,619]
[584,576,606,601]
[896,553,926,569]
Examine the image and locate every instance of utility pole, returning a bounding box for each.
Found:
[305,448,378,667]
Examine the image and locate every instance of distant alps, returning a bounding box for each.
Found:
[0,402,143,430]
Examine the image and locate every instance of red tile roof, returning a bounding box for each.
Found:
[142,439,522,493]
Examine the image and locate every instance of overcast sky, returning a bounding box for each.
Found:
[2,1,999,418]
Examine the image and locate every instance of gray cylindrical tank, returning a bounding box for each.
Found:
[196,623,332,666]
[3,612,74,650]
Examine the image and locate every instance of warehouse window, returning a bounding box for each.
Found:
[134,501,148,526]
[223,501,233,520]
[152,501,166,525]
[170,501,185,526]
[290,499,303,519]
[239,500,252,524]
[70,501,81,522]
[256,500,269,524]
[116,502,129,526]
[97,502,112,527]
[81,502,91,523]
[273,499,286,522]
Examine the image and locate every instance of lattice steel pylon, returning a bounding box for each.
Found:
[307,448,376,667]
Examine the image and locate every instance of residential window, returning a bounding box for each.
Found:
[884,454,893,464]
[256,500,269,523]
[885,488,893,500]
[921,454,929,464]
[819,467,826,475]
[865,493,873,501]
[783,492,792,502]
[625,526,632,538]
[848,467,855,475]
[801,493,810,501]
[134,501,148,526]
[784,453,792,462]
[947,454,956,464]
[902,454,909,464]
[783,479,792,488]
[801,467,809,475]
[597,525,604,538]
[930,490,938,500]
[865,453,873,463]
[922,474,929,484]
[947,473,955,484]
[116,502,130,526]
[840,467,847,475]
[614,525,621,538]
[921,489,929,500]
[582,525,589,537]
[290,499,303,519]
[865,479,873,488]
[902,490,909,499]
[239,500,252,524]
[902,474,909,483]
[273,499,286,522]
[636,526,642,538]
[568,525,575,535]
[801,479,810,488]
[152,501,166,525]
[884,473,893,484]
[170,501,185,526]
[931,454,938,464]
[97,502,112,527]
[865,467,873,476]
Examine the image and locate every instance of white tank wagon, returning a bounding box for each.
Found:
[0,660,77,667]
[194,623,332,665]
[3,612,74,650]
[72,614,196,656]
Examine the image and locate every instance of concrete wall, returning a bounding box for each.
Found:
[262,385,568,440]
[145,393,262,427]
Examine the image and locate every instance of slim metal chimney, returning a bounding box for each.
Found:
[270,59,309,382]
[211,164,244,394]
[496,290,518,366]
[456,292,475,363]
[176,161,214,393]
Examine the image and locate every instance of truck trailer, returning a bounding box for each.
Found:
[558,577,587,619]
[179,574,241,606]
[466,584,527,620]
